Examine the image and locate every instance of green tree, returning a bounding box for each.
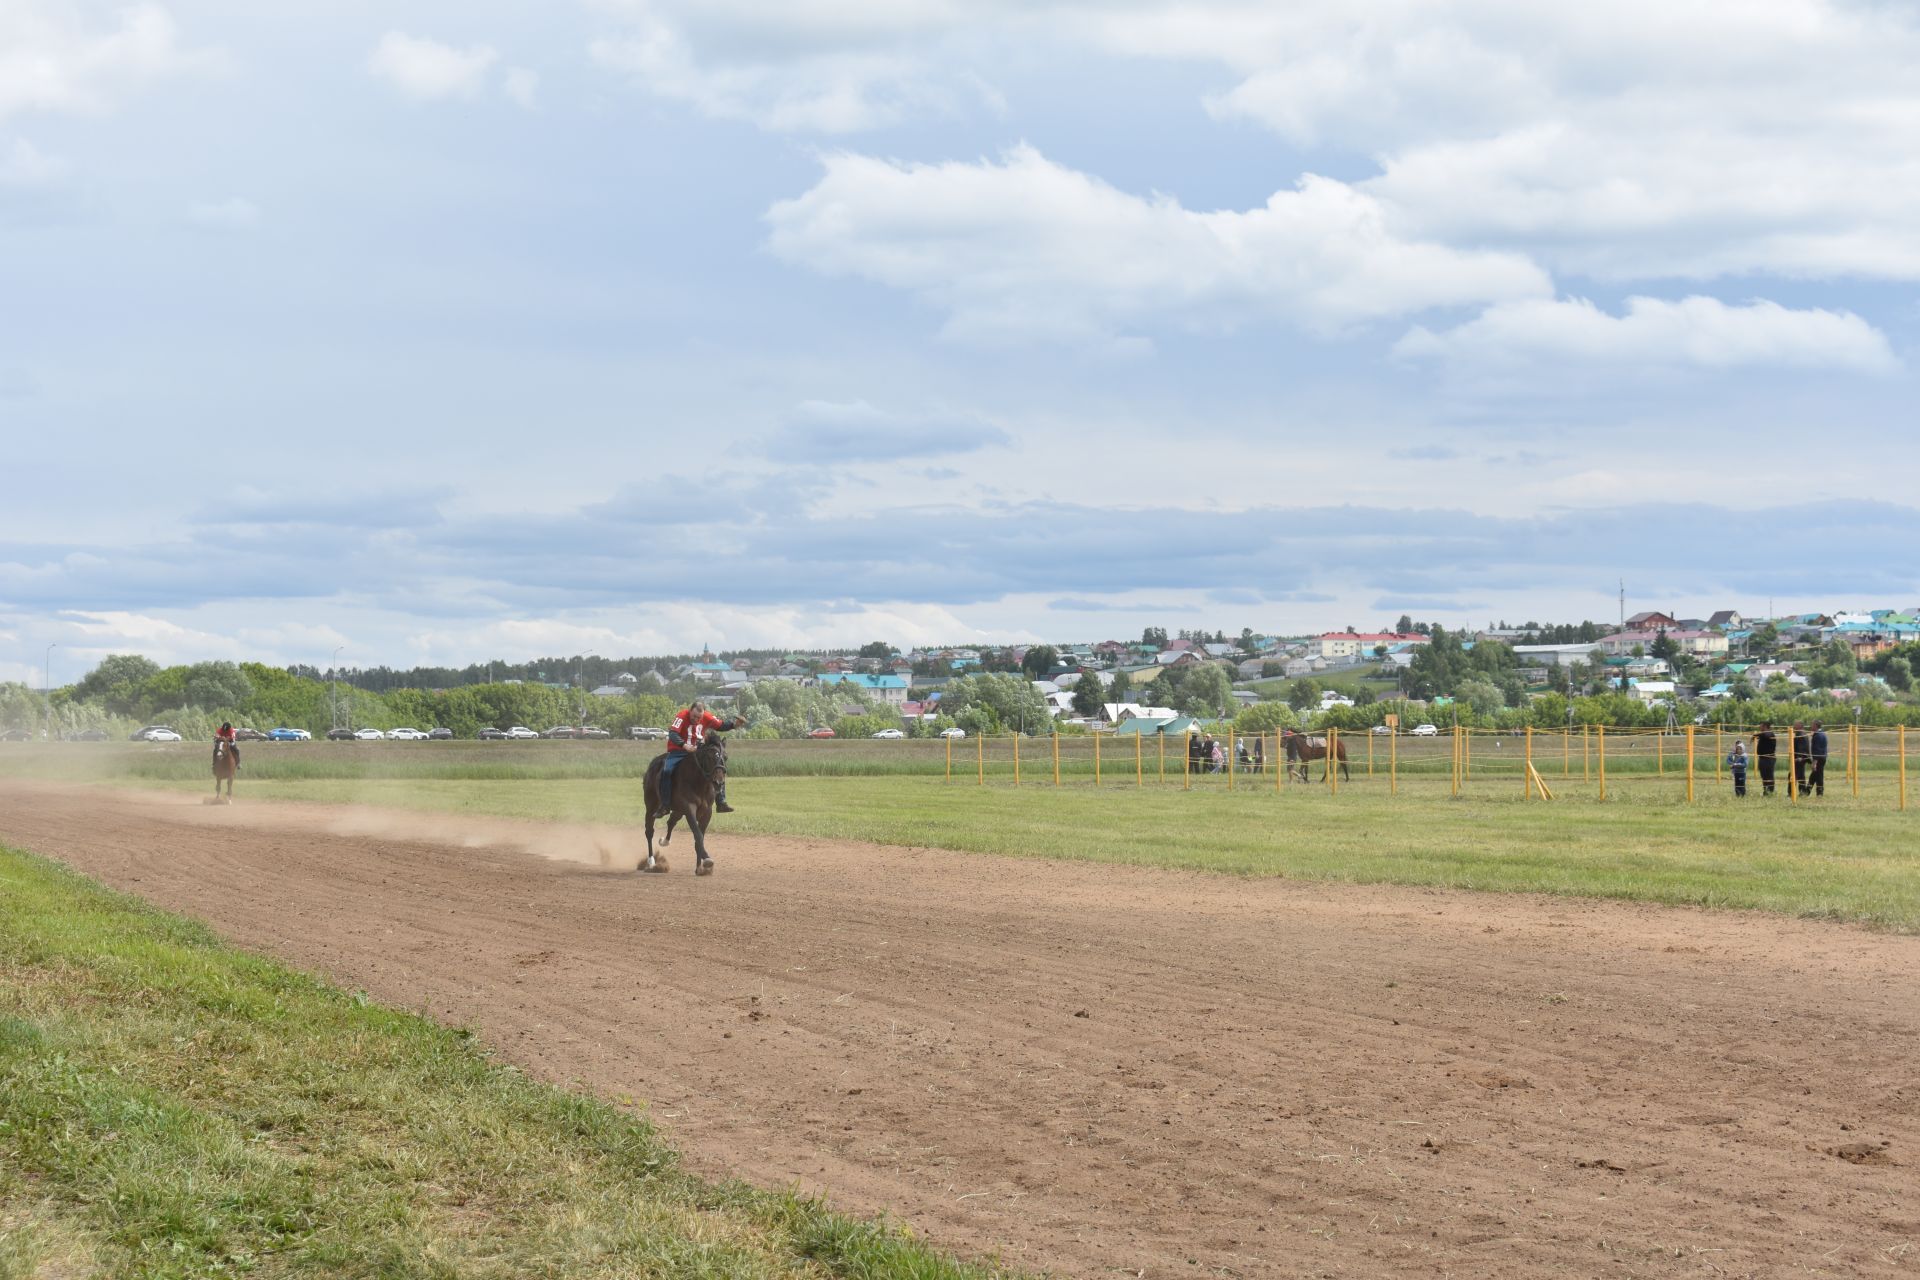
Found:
[1021,645,1059,679]
[1164,663,1232,718]
[941,672,1052,734]
[1287,679,1320,711]
[1650,628,1678,662]
[182,661,253,712]
[1070,671,1107,718]
[1140,627,1168,648]
[857,640,894,661]
[71,654,161,717]
[1885,656,1913,692]
[1233,702,1300,734]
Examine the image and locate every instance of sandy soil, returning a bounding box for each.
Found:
[3,780,1917,1278]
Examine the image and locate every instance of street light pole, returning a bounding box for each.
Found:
[43,642,57,740]
[331,645,344,732]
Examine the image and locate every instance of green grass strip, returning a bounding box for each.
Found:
[0,845,1018,1280]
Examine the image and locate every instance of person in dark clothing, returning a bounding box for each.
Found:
[1252,736,1265,775]
[1187,732,1206,776]
[1791,721,1810,795]
[1809,721,1829,796]
[1755,722,1777,796]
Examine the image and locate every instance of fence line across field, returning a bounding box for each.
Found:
[931,724,1910,809]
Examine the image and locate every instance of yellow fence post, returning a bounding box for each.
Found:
[1583,724,1591,782]
[1182,731,1191,791]
[1053,729,1061,787]
[1450,725,1460,797]
[1367,730,1374,777]
[1227,727,1235,792]
[1524,726,1534,799]
[977,732,984,786]
[1900,725,1907,810]
[1390,725,1398,796]
[1158,732,1165,784]
[1658,729,1665,777]
[1328,728,1339,795]
[1598,725,1608,801]
[1715,725,1722,783]
[946,732,952,781]
[1686,726,1695,804]
[1094,730,1101,787]
[1852,724,1860,799]
[1275,730,1283,793]
[1563,725,1570,778]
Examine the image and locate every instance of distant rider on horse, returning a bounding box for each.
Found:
[214,721,241,770]
[665,699,744,813]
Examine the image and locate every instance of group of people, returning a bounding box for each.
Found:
[1186,732,1266,775]
[1722,721,1829,798]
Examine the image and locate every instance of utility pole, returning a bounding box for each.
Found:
[43,642,57,740]
[331,645,344,732]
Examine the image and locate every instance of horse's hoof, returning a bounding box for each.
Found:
[695,859,713,877]
[642,860,668,873]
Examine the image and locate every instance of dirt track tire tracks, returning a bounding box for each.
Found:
[4,781,1919,1277]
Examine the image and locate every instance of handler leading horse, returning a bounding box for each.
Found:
[641,733,727,875]
[1283,728,1350,783]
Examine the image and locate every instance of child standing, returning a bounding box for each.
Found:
[1726,740,1749,798]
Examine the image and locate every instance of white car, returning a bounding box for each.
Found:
[505,725,539,739]
[142,728,182,742]
[871,728,905,739]
[387,727,428,741]
[938,727,967,739]
[1370,725,1394,735]
[353,727,386,740]
[1410,723,1440,737]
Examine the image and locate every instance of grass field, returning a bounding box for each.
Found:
[0,844,1009,1280]
[13,738,1910,930]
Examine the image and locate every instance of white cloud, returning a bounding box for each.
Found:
[187,197,260,230]
[1395,295,1900,375]
[0,137,64,186]
[766,145,1550,343]
[0,1,210,122]
[504,66,539,109]
[366,31,498,101]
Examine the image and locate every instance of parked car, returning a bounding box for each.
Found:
[428,727,453,740]
[352,727,385,741]
[326,728,356,741]
[543,726,579,739]
[477,727,508,740]
[387,727,428,741]
[580,726,611,739]
[505,726,538,739]
[143,728,183,742]
[630,726,667,740]
[0,728,31,742]
[267,727,311,741]
[70,728,109,742]
[1370,725,1394,735]
[233,727,269,741]
[938,727,967,739]
[871,728,905,739]
[130,725,178,742]
[807,728,837,739]
[1410,723,1440,737]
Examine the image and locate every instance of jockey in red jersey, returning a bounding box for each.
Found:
[666,699,745,812]
[214,721,240,769]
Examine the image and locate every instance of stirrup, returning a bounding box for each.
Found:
[716,801,735,813]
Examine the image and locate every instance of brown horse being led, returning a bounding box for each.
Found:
[641,734,726,876]
[211,738,238,803]
[1283,729,1350,783]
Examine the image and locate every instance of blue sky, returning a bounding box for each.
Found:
[3,0,1917,681]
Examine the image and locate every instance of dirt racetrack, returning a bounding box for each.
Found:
[4,781,1918,1277]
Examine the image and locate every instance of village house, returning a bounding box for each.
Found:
[1316,631,1429,660]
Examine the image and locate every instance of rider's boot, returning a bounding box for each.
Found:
[714,780,735,814]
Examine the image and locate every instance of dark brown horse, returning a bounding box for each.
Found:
[211,738,238,803]
[1283,729,1350,782]
[641,734,726,875]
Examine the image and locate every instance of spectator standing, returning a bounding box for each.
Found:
[1809,721,1829,796]
[1726,740,1748,797]
[1236,740,1251,772]
[1791,721,1810,794]
[1209,736,1225,773]
[1187,732,1205,776]
[1755,722,1777,796]
[1252,736,1265,775]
